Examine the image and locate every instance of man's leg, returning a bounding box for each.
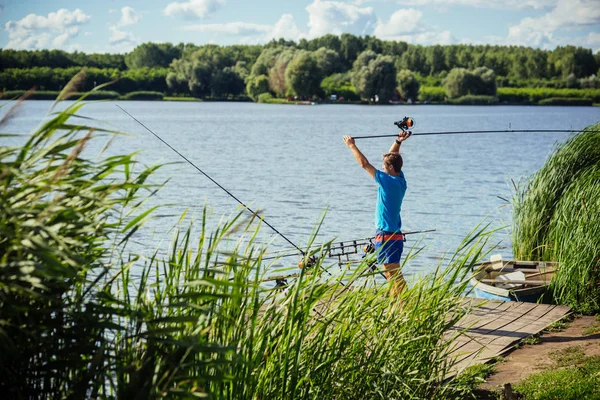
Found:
[383,263,406,296]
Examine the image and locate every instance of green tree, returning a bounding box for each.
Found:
[245,75,270,100]
[426,45,446,75]
[285,52,320,98]
[312,47,341,77]
[396,69,420,100]
[211,67,245,97]
[125,42,182,69]
[352,53,397,102]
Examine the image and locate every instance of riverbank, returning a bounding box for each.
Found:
[2,87,599,106]
[474,314,600,399]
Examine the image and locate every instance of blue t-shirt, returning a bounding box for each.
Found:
[374,170,407,232]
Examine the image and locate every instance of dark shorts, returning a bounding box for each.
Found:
[374,230,405,264]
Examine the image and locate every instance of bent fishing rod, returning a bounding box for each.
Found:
[351,117,600,140]
[116,105,338,280]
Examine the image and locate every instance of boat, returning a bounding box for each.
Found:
[470,255,557,302]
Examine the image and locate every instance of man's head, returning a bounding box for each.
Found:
[382,152,403,175]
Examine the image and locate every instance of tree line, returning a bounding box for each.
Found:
[1,36,599,101]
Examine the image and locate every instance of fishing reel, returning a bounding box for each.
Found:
[394,116,415,132]
[298,255,318,270]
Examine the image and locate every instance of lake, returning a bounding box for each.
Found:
[2,101,599,279]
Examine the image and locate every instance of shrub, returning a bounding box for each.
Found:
[418,86,445,102]
[120,91,165,100]
[538,97,593,106]
[320,72,360,101]
[257,92,273,103]
[447,95,499,105]
[1,90,59,100]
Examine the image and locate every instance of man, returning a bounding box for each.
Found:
[343,130,411,295]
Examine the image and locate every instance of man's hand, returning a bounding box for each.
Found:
[397,130,411,143]
[343,135,356,148]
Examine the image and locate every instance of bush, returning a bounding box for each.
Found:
[497,87,600,103]
[0,90,120,100]
[537,97,593,106]
[1,90,59,100]
[320,72,360,101]
[246,74,270,101]
[66,90,120,100]
[257,92,273,103]
[443,68,496,98]
[120,91,164,100]
[447,95,499,105]
[418,86,445,102]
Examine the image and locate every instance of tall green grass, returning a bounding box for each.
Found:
[0,88,494,398]
[512,124,600,313]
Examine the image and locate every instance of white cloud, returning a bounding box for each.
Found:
[305,0,376,38]
[396,0,557,10]
[373,9,424,37]
[385,30,455,45]
[182,22,271,35]
[109,26,139,46]
[183,14,306,42]
[107,7,141,49]
[267,14,305,41]
[4,8,90,50]
[506,0,600,47]
[164,0,225,19]
[118,6,141,27]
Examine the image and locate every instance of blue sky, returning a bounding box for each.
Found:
[1,0,599,53]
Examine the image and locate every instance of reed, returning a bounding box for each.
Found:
[1,88,493,398]
[512,124,600,312]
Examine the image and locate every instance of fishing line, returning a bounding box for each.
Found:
[116,104,309,257]
[352,129,600,140]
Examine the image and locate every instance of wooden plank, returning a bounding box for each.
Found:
[446,300,571,377]
[479,279,551,285]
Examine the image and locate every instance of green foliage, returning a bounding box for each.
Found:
[538,97,594,106]
[125,42,183,69]
[257,92,274,103]
[1,90,60,100]
[0,95,160,398]
[246,75,270,101]
[352,51,397,102]
[514,355,600,399]
[320,72,359,101]
[443,68,496,98]
[396,69,420,100]
[0,66,169,94]
[447,95,499,105]
[512,125,600,313]
[497,87,600,103]
[285,52,321,98]
[119,91,164,100]
[418,86,446,102]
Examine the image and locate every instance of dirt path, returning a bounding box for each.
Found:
[479,315,600,391]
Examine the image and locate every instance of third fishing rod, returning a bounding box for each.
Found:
[116,104,338,280]
[351,117,600,139]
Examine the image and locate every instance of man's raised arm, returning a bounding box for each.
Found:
[344,135,376,179]
[387,130,412,154]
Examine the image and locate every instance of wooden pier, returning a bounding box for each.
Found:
[447,298,571,375]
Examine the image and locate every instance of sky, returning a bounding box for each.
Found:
[1,0,599,54]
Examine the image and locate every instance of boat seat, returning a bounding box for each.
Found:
[496,271,526,289]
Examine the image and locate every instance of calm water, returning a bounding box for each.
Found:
[2,101,599,279]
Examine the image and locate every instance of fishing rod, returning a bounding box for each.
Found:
[262,229,437,260]
[116,105,338,280]
[351,117,600,139]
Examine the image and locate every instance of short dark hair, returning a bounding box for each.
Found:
[383,152,403,173]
